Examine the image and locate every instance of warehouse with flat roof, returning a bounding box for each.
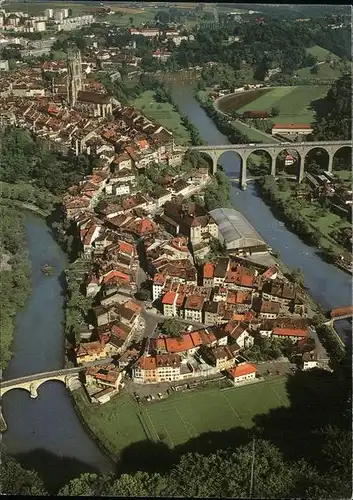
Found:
[209,208,268,255]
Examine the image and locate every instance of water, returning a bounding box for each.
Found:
[2,214,113,492]
[171,85,352,343]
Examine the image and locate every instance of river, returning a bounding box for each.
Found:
[171,85,352,343]
[2,214,113,493]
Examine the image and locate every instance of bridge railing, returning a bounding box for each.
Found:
[0,366,83,387]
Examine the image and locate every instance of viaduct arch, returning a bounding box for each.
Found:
[0,368,83,430]
[190,141,352,189]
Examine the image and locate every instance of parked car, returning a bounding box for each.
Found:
[158,392,163,399]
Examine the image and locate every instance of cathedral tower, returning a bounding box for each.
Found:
[66,46,83,107]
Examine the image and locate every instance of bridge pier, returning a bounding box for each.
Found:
[30,383,38,399]
[0,406,7,432]
[327,152,334,173]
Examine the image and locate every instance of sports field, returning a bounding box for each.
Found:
[237,85,330,125]
[74,377,289,455]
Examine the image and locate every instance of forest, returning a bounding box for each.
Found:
[0,128,93,196]
[311,73,352,141]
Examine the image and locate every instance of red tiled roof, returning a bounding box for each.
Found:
[229,363,257,378]
[162,291,177,305]
[272,123,312,130]
[273,327,308,338]
[203,262,215,279]
[103,270,130,284]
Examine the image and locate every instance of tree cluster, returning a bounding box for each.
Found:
[311,73,352,141]
[0,206,31,369]
[0,128,93,196]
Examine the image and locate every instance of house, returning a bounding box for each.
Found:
[226,321,254,349]
[302,352,320,371]
[183,294,205,323]
[272,123,313,136]
[203,262,215,287]
[152,273,166,301]
[199,344,240,371]
[272,326,308,341]
[162,202,218,246]
[253,298,281,319]
[227,363,257,385]
[162,291,178,317]
[203,301,225,326]
[75,340,107,364]
[85,366,122,390]
[132,353,181,383]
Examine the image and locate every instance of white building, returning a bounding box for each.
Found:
[44,8,54,19]
[35,21,46,32]
[227,363,257,385]
[0,59,9,71]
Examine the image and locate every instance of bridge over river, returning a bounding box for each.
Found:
[0,357,113,431]
[186,140,352,189]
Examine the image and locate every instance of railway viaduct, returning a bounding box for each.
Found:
[187,140,352,189]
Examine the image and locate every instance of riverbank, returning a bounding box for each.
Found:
[0,206,32,370]
[256,176,352,274]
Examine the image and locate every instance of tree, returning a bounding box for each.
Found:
[161,318,182,338]
[271,106,280,116]
[1,452,47,495]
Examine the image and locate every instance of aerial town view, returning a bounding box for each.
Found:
[0,0,351,497]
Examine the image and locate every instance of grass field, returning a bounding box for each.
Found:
[295,45,347,81]
[131,90,190,146]
[74,377,289,455]
[306,45,341,63]
[233,121,278,143]
[300,204,351,242]
[3,1,96,15]
[237,85,330,125]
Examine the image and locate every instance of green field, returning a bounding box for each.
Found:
[306,45,341,63]
[74,378,289,455]
[3,1,96,15]
[237,85,330,125]
[300,203,351,245]
[295,45,347,81]
[131,90,190,146]
[233,121,278,143]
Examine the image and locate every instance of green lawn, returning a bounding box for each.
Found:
[100,9,157,26]
[300,204,351,241]
[130,90,190,146]
[295,45,347,81]
[74,378,289,455]
[306,45,341,63]
[238,85,330,125]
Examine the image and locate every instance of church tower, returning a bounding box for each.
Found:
[66,46,83,107]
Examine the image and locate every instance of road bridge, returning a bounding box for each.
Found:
[187,140,352,189]
[0,357,114,430]
[0,367,83,399]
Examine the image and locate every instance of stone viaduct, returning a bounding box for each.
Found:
[188,140,352,189]
[0,367,84,399]
[0,367,85,431]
